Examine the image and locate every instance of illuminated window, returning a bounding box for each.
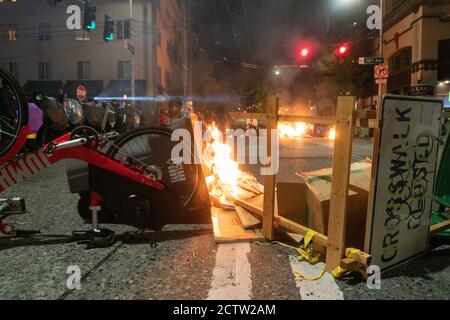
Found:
[8,24,17,41]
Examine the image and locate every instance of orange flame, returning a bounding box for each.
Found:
[205,123,257,203]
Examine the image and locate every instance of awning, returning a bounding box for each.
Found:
[23,81,63,98]
[97,80,147,98]
[64,80,103,99]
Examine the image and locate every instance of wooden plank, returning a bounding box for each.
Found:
[262,96,279,240]
[325,96,356,273]
[275,215,329,247]
[235,205,262,229]
[355,118,380,129]
[430,219,450,236]
[355,110,377,120]
[235,197,264,217]
[275,215,371,267]
[228,111,374,126]
[235,193,278,218]
[286,232,304,244]
[341,258,358,269]
[278,115,336,126]
[211,207,266,244]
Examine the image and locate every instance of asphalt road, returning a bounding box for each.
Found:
[0,138,449,300]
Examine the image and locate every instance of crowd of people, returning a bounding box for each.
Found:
[25,90,177,150]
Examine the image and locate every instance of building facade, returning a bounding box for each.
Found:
[362,0,450,108]
[0,0,186,114]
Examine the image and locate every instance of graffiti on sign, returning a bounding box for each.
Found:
[367,96,442,271]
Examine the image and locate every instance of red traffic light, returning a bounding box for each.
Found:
[298,47,311,60]
[300,48,309,57]
[337,44,350,57]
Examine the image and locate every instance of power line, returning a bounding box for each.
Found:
[224,0,245,62]
[241,0,253,63]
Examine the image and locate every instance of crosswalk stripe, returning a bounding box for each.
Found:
[207,243,252,300]
[288,256,344,300]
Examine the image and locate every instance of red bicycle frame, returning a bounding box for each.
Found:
[0,127,165,194]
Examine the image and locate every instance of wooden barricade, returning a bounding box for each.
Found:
[228,96,377,272]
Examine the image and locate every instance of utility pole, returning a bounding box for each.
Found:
[183,0,191,99]
[130,0,136,107]
[377,0,384,108]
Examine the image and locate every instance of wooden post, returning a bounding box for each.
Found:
[325,96,356,273]
[262,96,279,240]
[364,105,382,252]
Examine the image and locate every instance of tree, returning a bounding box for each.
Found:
[316,51,374,98]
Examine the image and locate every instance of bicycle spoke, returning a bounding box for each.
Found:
[0,115,17,130]
[0,129,18,138]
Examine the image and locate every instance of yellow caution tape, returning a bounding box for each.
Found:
[269,230,326,281]
[331,248,368,280]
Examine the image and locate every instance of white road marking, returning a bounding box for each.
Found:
[289,256,344,300]
[207,243,252,300]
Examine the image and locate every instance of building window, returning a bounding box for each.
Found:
[8,24,17,41]
[117,21,124,40]
[38,62,52,80]
[77,61,91,80]
[38,23,51,41]
[75,29,90,41]
[438,39,450,82]
[1,24,17,41]
[118,60,131,80]
[388,46,412,94]
[116,20,131,40]
[386,0,406,13]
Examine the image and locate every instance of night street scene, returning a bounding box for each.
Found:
[0,0,450,309]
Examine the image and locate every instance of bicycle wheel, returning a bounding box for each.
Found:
[106,126,200,209]
[0,67,28,158]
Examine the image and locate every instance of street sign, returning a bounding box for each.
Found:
[127,42,135,55]
[408,85,435,97]
[374,65,389,79]
[367,95,443,271]
[76,85,87,102]
[375,79,387,85]
[359,57,384,65]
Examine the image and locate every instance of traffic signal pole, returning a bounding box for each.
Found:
[378,0,384,107]
[130,0,136,107]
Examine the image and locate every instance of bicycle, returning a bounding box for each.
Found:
[0,67,210,247]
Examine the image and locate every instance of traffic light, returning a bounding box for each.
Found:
[103,15,115,41]
[297,46,311,68]
[298,47,311,59]
[83,3,97,30]
[337,44,350,58]
[124,20,132,39]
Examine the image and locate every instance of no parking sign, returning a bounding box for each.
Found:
[374,65,389,79]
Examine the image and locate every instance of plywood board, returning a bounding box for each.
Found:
[211,207,266,244]
[234,205,261,229]
[366,96,443,271]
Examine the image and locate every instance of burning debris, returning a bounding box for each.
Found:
[204,123,263,208]
[328,127,336,141]
[278,122,313,139]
